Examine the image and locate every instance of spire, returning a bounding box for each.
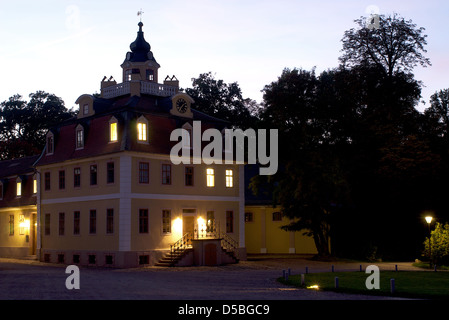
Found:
[125,22,156,63]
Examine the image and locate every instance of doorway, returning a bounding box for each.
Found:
[183,216,195,237]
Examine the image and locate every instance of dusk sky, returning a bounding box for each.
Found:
[0,0,447,112]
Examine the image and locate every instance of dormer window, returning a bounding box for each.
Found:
[137,116,148,143]
[76,125,84,149]
[46,132,54,155]
[83,104,89,115]
[109,117,118,142]
[16,177,22,197]
[182,123,193,149]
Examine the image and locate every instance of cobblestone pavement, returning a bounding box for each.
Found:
[0,255,426,300]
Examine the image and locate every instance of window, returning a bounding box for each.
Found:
[137,121,147,142]
[73,211,80,235]
[59,170,65,190]
[146,69,154,81]
[19,215,25,235]
[162,164,171,185]
[125,69,132,82]
[74,168,81,187]
[83,104,89,115]
[182,126,192,149]
[46,134,54,155]
[226,211,234,233]
[90,165,97,186]
[139,162,149,184]
[206,211,215,233]
[245,212,253,223]
[109,119,118,142]
[88,255,96,265]
[45,214,51,235]
[33,176,37,194]
[89,210,96,234]
[272,211,282,221]
[106,209,114,234]
[16,180,22,197]
[107,162,114,184]
[162,210,171,234]
[139,209,149,233]
[9,215,14,235]
[76,128,84,149]
[44,172,50,191]
[225,169,233,188]
[206,168,215,187]
[185,166,194,186]
[59,213,65,236]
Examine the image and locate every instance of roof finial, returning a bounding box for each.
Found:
[137,9,144,23]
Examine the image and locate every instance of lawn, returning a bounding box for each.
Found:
[278,271,449,299]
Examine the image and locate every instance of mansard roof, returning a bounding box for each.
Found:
[0,155,39,179]
[35,94,228,167]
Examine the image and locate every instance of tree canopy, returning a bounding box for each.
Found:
[0,91,75,159]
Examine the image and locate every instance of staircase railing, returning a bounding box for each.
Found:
[219,232,239,261]
[170,232,192,265]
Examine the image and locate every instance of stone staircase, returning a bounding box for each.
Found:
[155,247,193,267]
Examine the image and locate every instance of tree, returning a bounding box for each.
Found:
[340,13,431,78]
[184,72,259,129]
[254,68,351,257]
[0,91,75,159]
[423,222,449,266]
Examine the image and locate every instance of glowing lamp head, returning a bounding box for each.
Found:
[425,216,433,224]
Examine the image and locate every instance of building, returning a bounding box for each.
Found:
[33,22,246,268]
[0,155,39,258]
[244,165,317,255]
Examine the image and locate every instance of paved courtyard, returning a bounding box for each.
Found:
[0,255,422,300]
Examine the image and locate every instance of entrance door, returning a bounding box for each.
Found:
[183,216,195,237]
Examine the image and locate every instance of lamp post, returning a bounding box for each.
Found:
[425,216,433,268]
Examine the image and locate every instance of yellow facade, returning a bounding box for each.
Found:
[245,205,317,255]
[0,206,37,257]
[37,151,244,267]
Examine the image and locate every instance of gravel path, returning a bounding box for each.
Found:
[0,255,425,300]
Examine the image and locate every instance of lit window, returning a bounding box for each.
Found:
[33,177,37,194]
[17,181,22,197]
[125,69,132,82]
[137,122,147,141]
[225,169,233,188]
[19,215,25,235]
[206,168,215,187]
[110,121,118,142]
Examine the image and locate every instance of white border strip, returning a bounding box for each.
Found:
[41,193,240,204]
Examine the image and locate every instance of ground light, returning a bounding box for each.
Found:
[307,285,319,290]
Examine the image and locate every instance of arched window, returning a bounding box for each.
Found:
[137,116,148,143]
[109,117,118,142]
[182,122,192,149]
[75,124,84,149]
[46,132,54,155]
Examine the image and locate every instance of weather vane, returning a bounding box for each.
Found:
[137,9,144,22]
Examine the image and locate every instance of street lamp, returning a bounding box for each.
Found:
[425,216,433,268]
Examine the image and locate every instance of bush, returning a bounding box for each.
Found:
[422,222,449,265]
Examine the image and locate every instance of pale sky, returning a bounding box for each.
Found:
[0,0,447,112]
